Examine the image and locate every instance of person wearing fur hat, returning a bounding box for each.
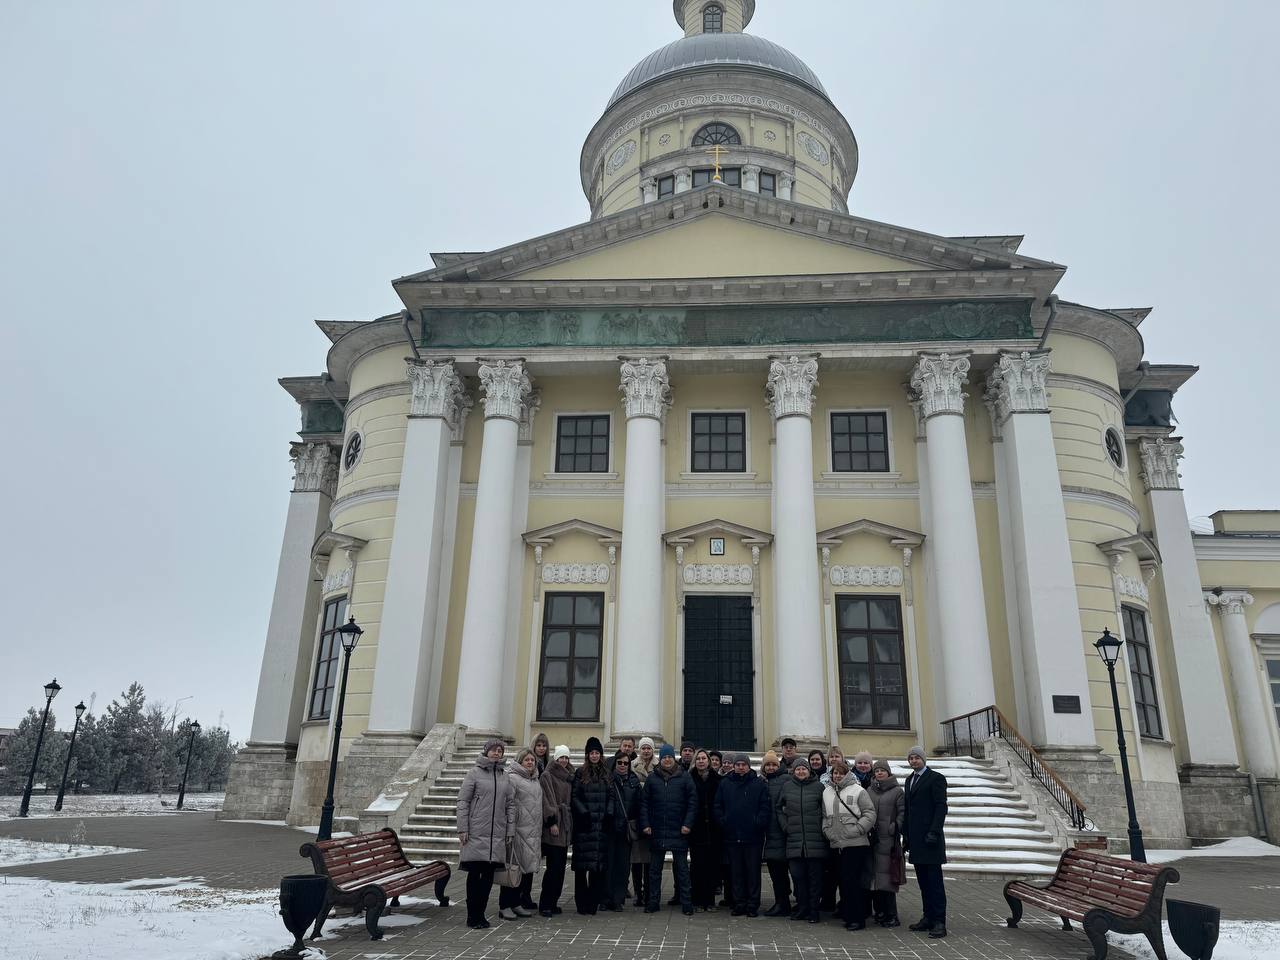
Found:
[902,745,948,938]
[633,738,657,781]
[822,761,875,930]
[760,750,792,916]
[498,749,542,919]
[538,745,573,917]
[457,739,515,929]
[868,758,905,926]
[571,736,615,915]
[639,743,696,914]
[776,759,827,923]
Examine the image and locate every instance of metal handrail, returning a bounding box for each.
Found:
[940,704,1090,831]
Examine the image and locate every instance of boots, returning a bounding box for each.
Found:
[763,900,791,917]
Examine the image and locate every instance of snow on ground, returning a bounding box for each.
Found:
[0,874,434,960]
[1144,837,1280,863]
[0,837,139,868]
[1111,920,1280,960]
[0,792,224,820]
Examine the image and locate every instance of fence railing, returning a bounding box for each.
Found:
[940,704,1090,831]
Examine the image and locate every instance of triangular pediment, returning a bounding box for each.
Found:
[523,518,622,545]
[395,184,1060,290]
[817,518,924,547]
[664,518,772,545]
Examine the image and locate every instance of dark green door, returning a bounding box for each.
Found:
[683,595,755,750]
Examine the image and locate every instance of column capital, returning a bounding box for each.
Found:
[619,357,672,420]
[640,177,658,203]
[518,389,542,444]
[766,355,819,420]
[1138,436,1184,492]
[450,389,474,443]
[1206,590,1254,617]
[290,441,340,497]
[406,357,464,420]
[477,359,532,421]
[909,352,971,419]
[985,350,1050,424]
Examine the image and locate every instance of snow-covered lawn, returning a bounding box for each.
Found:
[1111,920,1280,960]
[0,874,434,960]
[1143,836,1280,863]
[0,792,223,819]
[0,836,138,868]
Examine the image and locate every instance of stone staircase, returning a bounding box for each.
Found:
[397,733,1062,877]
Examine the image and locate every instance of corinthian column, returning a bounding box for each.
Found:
[1140,437,1239,767]
[1207,591,1277,778]
[613,358,671,740]
[455,359,532,732]
[767,356,827,742]
[909,352,995,718]
[985,351,1095,747]
[366,359,465,737]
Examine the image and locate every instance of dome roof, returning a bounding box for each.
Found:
[607,32,828,108]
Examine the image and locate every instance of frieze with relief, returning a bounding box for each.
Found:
[542,562,610,585]
[829,565,903,588]
[684,563,753,586]
[414,301,1032,350]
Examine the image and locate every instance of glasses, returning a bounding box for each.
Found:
[616,760,630,766]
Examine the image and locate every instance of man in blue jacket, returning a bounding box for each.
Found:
[639,744,697,914]
[714,753,772,917]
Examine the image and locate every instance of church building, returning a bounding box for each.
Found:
[223,1,1280,852]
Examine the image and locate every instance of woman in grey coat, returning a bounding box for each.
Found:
[498,749,542,920]
[867,759,905,926]
[456,739,515,929]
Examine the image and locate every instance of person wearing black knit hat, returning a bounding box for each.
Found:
[571,736,614,915]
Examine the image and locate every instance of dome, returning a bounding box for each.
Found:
[607,32,828,108]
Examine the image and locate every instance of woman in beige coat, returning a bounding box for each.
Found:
[498,749,542,920]
[821,762,875,930]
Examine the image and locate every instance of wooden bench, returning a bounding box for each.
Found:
[1003,848,1180,960]
[299,828,451,940]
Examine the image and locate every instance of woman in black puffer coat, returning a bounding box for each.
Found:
[688,749,722,910]
[761,750,792,916]
[571,737,615,915]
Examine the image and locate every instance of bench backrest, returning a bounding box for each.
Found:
[301,829,409,883]
[1052,849,1180,913]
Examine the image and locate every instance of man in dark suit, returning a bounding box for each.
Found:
[901,744,947,938]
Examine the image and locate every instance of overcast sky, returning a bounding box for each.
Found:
[3,2,1276,738]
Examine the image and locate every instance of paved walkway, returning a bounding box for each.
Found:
[2,814,1277,959]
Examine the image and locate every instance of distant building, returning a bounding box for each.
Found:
[224,2,1279,850]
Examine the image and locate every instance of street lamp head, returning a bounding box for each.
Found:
[74,701,87,720]
[191,720,201,733]
[1094,627,1123,668]
[44,678,61,701]
[338,615,363,654]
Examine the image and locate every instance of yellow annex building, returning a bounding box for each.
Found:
[223,2,1280,863]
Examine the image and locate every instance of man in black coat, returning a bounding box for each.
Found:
[639,744,697,914]
[901,744,947,938]
[713,753,772,916]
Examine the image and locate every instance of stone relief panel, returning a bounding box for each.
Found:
[684,563,753,586]
[607,139,637,175]
[1115,574,1149,604]
[829,565,903,588]
[542,562,610,585]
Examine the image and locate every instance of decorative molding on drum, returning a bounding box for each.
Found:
[683,563,752,586]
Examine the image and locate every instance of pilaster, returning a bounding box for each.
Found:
[1207,590,1278,780]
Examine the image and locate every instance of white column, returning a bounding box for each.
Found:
[741,164,761,193]
[613,358,671,740]
[777,173,794,202]
[1207,591,1278,778]
[641,177,658,204]
[455,359,532,732]
[366,359,465,736]
[767,356,827,741]
[1141,437,1240,766]
[986,351,1096,746]
[248,441,339,745]
[909,352,996,718]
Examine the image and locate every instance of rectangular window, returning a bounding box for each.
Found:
[692,167,741,187]
[759,172,776,197]
[835,596,908,729]
[555,415,610,473]
[309,596,348,720]
[657,175,675,198]
[1122,605,1163,738]
[538,593,604,721]
[1266,658,1280,729]
[690,412,746,473]
[830,411,890,472]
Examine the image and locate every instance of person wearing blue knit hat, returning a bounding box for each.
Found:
[639,742,696,913]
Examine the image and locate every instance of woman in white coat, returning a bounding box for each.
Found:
[498,749,542,919]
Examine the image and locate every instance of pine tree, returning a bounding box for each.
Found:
[1,707,63,795]
[101,684,148,792]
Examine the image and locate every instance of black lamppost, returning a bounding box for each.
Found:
[176,720,201,810]
[317,615,363,842]
[1094,628,1146,862]
[54,700,87,812]
[19,678,61,818]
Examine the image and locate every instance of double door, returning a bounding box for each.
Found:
[682,595,755,750]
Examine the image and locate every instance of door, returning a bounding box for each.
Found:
[683,595,755,749]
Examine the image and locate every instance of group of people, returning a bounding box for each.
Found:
[455,735,949,938]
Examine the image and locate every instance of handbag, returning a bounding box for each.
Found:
[497,838,522,888]
[613,780,639,842]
